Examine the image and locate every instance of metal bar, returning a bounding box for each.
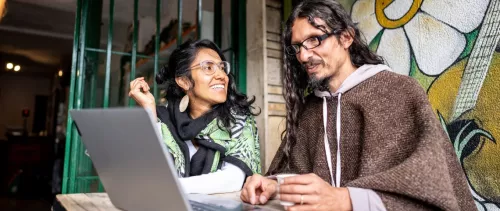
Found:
[69,0,90,193]
[128,0,139,106]
[73,176,100,180]
[77,0,103,193]
[197,0,202,39]
[154,0,161,100]
[104,0,114,108]
[89,72,97,107]
[232,0,247,93]
[62,0,82,194]
[214,0,222,46]
[91,0,104,189]
[85,47,160,59]
[231,0,238,86]
[177,0,183,46]
[118,57,126,106]
[98,180,105,192]
[87,0,103,109]
[72,177,94,192]
[238,0,247,94]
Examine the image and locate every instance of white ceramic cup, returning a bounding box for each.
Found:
[276,174,298,206]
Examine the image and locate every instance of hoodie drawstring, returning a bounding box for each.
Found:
[322,96,334,186]
[335,93,341,188]
[322,93,341,187]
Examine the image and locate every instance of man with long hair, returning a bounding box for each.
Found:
[241,0,475,210]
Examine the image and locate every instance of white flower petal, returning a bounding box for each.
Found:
[377,28,411,75]
[404,12,466,76]
[470,184,486,202]
[351,0,375,23]
[383,0,414,20]
[357,14,383,44]
[421,0,489,33]
[484,203,500,210]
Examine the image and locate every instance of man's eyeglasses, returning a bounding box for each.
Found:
[285,31,339,55]
[187,60,230,75]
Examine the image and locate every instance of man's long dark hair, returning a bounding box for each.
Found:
[279,0,384,171]
[156,39,258,128]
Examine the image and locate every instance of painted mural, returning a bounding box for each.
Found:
[349,0,500,210]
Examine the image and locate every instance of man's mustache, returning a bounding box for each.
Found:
[302,57,324,69]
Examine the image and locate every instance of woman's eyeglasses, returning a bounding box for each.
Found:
[187,60,230,75]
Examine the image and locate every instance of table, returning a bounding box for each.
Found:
[54,192,284,211]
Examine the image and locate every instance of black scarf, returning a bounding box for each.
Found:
[156,98,224,177]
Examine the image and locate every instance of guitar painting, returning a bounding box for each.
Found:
[427,0,500,209]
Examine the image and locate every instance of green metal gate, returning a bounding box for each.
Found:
[63,0,247,194]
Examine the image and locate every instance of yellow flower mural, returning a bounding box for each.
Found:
[351,0,489,76]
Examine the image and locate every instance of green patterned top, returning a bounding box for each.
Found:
[159,114,261,177]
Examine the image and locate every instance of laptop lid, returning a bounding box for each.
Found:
[70,108,192,211]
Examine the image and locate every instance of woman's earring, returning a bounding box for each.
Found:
[179,95,189,112]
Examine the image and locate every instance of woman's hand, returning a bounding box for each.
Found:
[129,77,157,117]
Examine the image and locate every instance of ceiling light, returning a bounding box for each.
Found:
[6,63,13,69]
[58,70,63,77]
[14,65,20,71]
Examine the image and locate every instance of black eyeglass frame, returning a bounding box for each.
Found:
[285,30,340,55]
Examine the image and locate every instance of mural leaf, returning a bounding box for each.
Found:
[454,121,472,155]
[458,129,495,158]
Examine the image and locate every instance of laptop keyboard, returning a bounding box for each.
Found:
[189,200,225,211]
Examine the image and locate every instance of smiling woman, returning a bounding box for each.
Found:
[128,39,261,194]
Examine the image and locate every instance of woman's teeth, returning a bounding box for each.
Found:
[210,85,225,90]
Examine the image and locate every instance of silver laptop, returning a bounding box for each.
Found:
[70,108,268,211]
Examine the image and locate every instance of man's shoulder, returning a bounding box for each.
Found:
[365,70,425,95]
[350,70,429,107]
[374,70,418,85]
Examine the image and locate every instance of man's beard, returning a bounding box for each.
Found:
[308,74,331,91]
[303,58,331,91]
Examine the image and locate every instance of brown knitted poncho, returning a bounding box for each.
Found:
[268,69,476,210]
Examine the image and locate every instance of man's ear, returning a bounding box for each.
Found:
[175,77,191,91]
[340,27,355,49]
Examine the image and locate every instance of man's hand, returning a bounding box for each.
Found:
[278,173,352,211]
[240,174,278,205]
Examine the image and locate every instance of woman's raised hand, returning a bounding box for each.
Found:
[129,77,157,117]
